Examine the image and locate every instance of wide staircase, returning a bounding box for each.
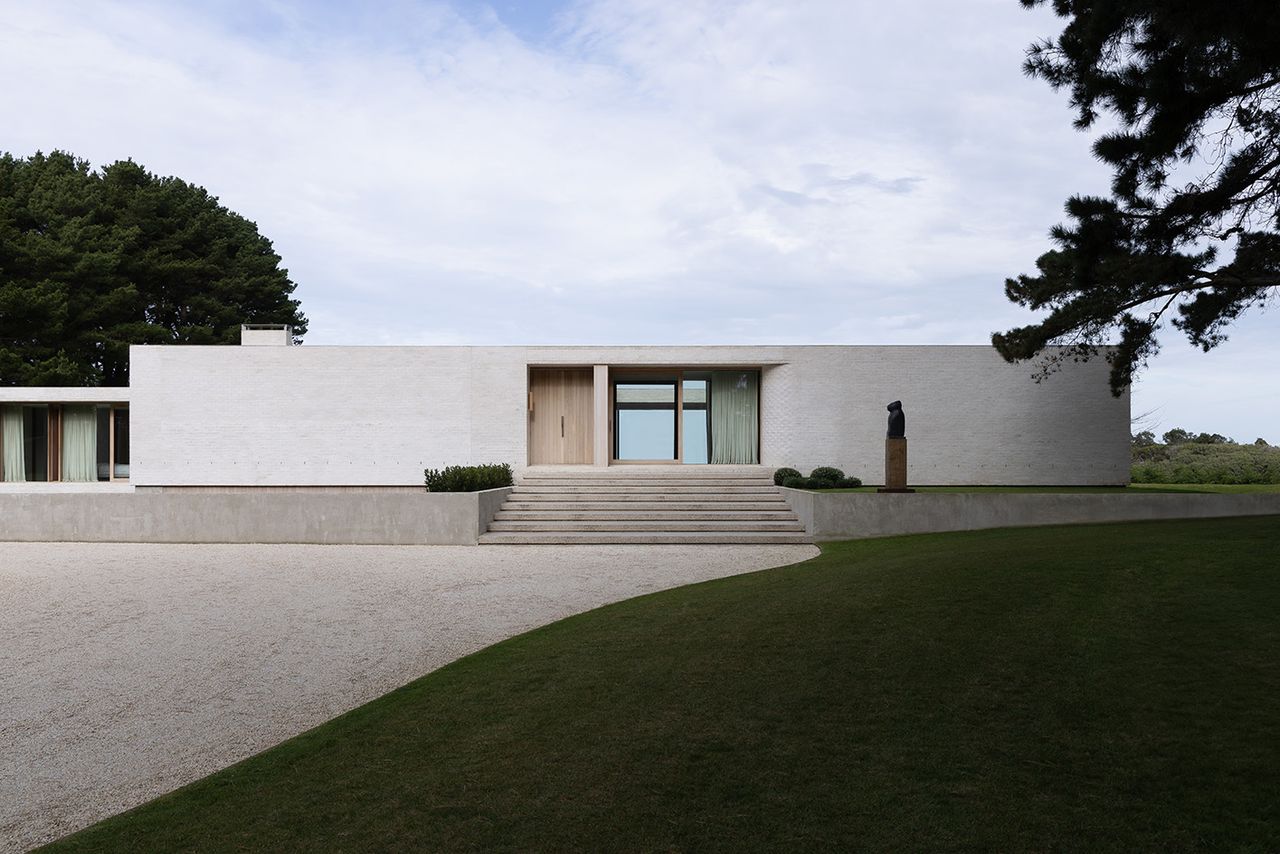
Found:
[480,468,811,545]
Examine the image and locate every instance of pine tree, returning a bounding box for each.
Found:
[0,151,307,385]
[993,1,1280,394]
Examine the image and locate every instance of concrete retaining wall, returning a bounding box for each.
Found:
[781,489,1280,541]
[0,488,512,545]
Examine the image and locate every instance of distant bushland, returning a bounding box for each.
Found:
[1131,434,1280,484]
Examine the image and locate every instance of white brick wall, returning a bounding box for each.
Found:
[129,344,1129,486]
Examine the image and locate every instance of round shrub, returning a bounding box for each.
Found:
[781,476,813,490]
[809,466,844,485]
[773,467,802,486]
[838,476,863,488]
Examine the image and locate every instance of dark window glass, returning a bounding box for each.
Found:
[113,409,129,479]
[24,406,48,482]
[97,408,111,481]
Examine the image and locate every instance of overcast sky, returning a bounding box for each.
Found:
[3,0,1275,441]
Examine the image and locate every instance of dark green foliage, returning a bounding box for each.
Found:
[47,518,1280,852]
[1131,430,1156,446]
[1256,438,1271,447]
[1132,442,1280,484]
[808,466,844,486]
[0,150,306,385]
[994,1,1280,394]
[1159,427,1234,447]
[1193,432,1233,445]
[423,463,513,492]
[772,467,801,486]
[781,471,861,490]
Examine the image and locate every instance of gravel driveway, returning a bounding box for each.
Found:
[0,541,816,851]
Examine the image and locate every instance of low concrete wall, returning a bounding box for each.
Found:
[781,489,1280,541]
[0,488,513,545]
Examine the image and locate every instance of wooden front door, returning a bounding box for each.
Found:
[528,368,594,464]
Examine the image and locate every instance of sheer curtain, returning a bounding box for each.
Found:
[61,405,97,482]
[2,406,24,482]
[709,371,759,464]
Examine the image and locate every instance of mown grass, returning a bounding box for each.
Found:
[46,517,1280,852]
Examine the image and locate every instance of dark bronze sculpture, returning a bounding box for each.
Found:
[886,400,905,438]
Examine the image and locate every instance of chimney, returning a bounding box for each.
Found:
[240,324,294,346]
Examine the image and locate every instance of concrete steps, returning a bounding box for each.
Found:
[480,531,813,545]
[489,520,806,532]
[495,510,800,521]
[480,469,811,545]
[508,492,786,503]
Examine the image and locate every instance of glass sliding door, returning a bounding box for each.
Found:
[94,406,130,480]
[681,376,710,464]
[2,405,26,482]
[614,381,677,461]
[60,405,96,482]
[609,369,760,465]
[97,407,111,481]
[709,371,759,464]
[113,408,130,479]
[25,406,49,481]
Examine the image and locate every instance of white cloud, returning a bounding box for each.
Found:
[1,0,1274,437]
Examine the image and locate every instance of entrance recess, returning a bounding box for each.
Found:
[528,368,594,465]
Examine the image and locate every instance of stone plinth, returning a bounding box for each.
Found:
[878,437,915,493]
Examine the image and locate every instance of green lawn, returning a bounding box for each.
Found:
[47,517,1280,852]
[817,483,1280,493]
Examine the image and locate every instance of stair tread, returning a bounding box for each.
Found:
[479,532,813,545]
[494,523,802,527]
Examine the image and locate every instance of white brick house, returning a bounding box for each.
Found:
[1,327,1131,489]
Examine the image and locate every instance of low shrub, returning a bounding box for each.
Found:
[780,474,863,490]
[778,471,860,491]
[773,467,802,486]
[809,466,845,485]
[424,463,514,492]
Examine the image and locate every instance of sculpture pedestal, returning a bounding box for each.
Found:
[877,437,915,493]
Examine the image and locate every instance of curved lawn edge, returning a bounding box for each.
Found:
[43,517,1280,853]
[39,543,824,850]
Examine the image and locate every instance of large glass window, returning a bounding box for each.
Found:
[614,382,677,460]
[97,407,111,481]
[3,406,62,481]
[94,406,129,480]
[23,405,48,482]
[113,408,129,479]
[681,376,710,464]
[709,371,759,464]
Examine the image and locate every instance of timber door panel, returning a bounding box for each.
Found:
[528,368,594,464]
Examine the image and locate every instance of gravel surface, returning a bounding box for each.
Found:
[0,542,817,851]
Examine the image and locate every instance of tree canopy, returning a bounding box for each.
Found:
[0,151,306,385]
[993,0,1280,394]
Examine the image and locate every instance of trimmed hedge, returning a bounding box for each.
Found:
[773,467,802,486]
[424,463,514,492]
[809,466,845,486]
[780,472,863,490]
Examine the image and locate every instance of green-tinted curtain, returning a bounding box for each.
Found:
[709,371,759,464]
[2,406,24,482]
[61,405,97,482]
